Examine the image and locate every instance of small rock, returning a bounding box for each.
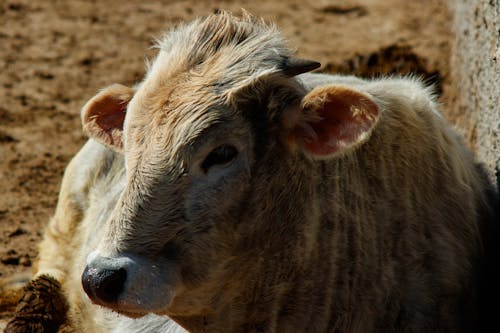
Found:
[2,256,20,265]
[19,255,31,266]
[8,227,27,237]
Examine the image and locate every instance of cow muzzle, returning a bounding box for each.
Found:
[82,253,132,305]
[82,251,177,316]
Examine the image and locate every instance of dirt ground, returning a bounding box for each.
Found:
[0,0,455,327]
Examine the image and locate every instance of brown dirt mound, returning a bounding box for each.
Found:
[324,45,443,95]
[5,275,68,333]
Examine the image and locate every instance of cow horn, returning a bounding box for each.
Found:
[281,57,321,76]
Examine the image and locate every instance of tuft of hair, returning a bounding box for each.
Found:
[152,10,294,80]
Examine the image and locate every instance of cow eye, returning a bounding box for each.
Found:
[201,145,238,173]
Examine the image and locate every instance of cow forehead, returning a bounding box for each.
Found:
[134,10,293,113]
[124,77,235,158]
[123,11,295,156]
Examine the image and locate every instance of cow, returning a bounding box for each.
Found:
[5,11,498,333]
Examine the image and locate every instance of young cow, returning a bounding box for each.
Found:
[6,11,498,333]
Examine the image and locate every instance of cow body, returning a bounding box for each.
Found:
[7,12,497,333]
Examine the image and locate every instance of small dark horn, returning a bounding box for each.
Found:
[281,57,321,76]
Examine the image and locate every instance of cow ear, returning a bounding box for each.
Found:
[285,85,379,158]
[81,84,134,152]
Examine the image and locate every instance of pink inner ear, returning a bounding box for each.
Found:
[91,95,128,137]
[82,84,134,150]
[85,95,128,149]
[295,87,379,157]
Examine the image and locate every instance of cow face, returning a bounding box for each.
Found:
[80,13,379,319]
[81,73,257,317]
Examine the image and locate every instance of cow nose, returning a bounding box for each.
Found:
[82,256,128,304]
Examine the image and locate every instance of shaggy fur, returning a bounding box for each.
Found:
[4,11,497,333]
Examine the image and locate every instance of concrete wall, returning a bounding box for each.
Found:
[450,0,499,190]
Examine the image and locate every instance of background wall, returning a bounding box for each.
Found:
[450,0,499,189]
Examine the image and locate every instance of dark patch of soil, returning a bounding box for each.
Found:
[324,45,443,95]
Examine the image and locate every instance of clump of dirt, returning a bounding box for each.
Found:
[5,275,68,333]
[315,4,368,17]
[0,130,17,144]
[324,45,443,95]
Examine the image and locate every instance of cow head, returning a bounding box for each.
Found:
[80,12,379,322]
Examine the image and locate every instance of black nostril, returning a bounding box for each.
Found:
[82,265,127,304]
[96,268,127,303]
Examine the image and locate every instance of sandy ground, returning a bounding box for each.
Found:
[0,0,454,327]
